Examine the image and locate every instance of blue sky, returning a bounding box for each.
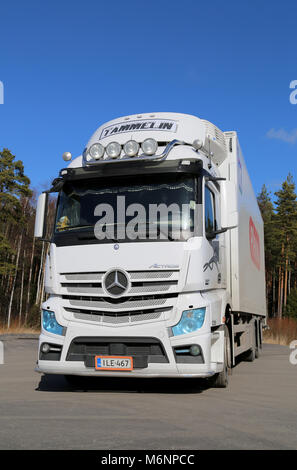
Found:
[1,0,296,199]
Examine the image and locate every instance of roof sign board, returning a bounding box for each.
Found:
[99,119,178,140]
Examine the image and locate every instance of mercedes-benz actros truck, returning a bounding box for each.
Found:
[34,112,266,387]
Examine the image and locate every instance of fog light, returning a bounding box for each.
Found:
[123,140,139,157]
[88,143,105,160]
[190,345,201,356]
[106,141,122,158]
[141,138,158,155]
[41,343,50,354]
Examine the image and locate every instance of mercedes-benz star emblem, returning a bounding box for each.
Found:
[103,269,129,297]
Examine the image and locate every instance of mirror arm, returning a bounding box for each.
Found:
[206,225,237,240]
[205,176,226,182]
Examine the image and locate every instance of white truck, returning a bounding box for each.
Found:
[34,112,266,387]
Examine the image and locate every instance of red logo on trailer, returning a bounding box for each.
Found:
[249,217,260,270]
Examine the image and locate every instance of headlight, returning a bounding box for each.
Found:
[106,141,122,158]
[88,143,105,160]
[141,138,158,155]
[172,308,206,336]
[123,140,139,157]
[42,310,64,335]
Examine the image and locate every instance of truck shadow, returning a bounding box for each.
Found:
[36,352,251,394]
[36,374,214,394]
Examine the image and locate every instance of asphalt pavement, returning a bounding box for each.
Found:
[0,335,296,450]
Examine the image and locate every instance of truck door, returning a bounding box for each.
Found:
[204,182,223,288]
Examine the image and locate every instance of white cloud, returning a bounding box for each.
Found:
[266,128,297,144]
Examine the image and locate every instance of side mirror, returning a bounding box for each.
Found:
[206,225,237,240]
[34,193,48,239]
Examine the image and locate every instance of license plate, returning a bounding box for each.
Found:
[95,356,133,371]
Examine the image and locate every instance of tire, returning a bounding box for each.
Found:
[244,346,256,362]
[210,327,231,388]
[243,321,257,362]
[255,321,262,358]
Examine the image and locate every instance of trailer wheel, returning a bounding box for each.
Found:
[210,327,231,388]
[243,321,257,362]
[244,347,255,362]
[255,320,261,358]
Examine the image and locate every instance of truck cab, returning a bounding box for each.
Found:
[34,112,266,387]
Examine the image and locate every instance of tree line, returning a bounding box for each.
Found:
[0,148,296,328]
[257,174,297,318]
[0,149,50,328]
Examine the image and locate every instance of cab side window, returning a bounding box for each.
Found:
[205,186,217,234]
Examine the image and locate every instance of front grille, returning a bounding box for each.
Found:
[61,282,177,296]
[65,306,172,324]
[63,293,177,309]
[60,269,179,323]
[66,336,169,369]
[60,270,179,297]
[62,270,176,282]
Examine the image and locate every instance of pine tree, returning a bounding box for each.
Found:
[257,185,279,316]
[0,148,32,274]
[0,148,32,326]
[285,288,297,318]
[0,148,32,219]
[274,174,297,317]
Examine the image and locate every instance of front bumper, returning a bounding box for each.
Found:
[36,321,220,378]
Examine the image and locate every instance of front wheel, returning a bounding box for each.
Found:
[210,327,231,388]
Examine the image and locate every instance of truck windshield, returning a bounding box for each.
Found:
[54,174,197,242]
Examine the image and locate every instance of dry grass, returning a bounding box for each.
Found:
[263,317,297,346]
[0,319,40,335]
[1,316,296,345]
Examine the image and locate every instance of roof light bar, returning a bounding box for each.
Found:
[84,139,185,166]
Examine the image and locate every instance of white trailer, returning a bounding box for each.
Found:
[34,113,266,387]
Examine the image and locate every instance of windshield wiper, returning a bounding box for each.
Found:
[57,221,177,241]
[57,224,94,232]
